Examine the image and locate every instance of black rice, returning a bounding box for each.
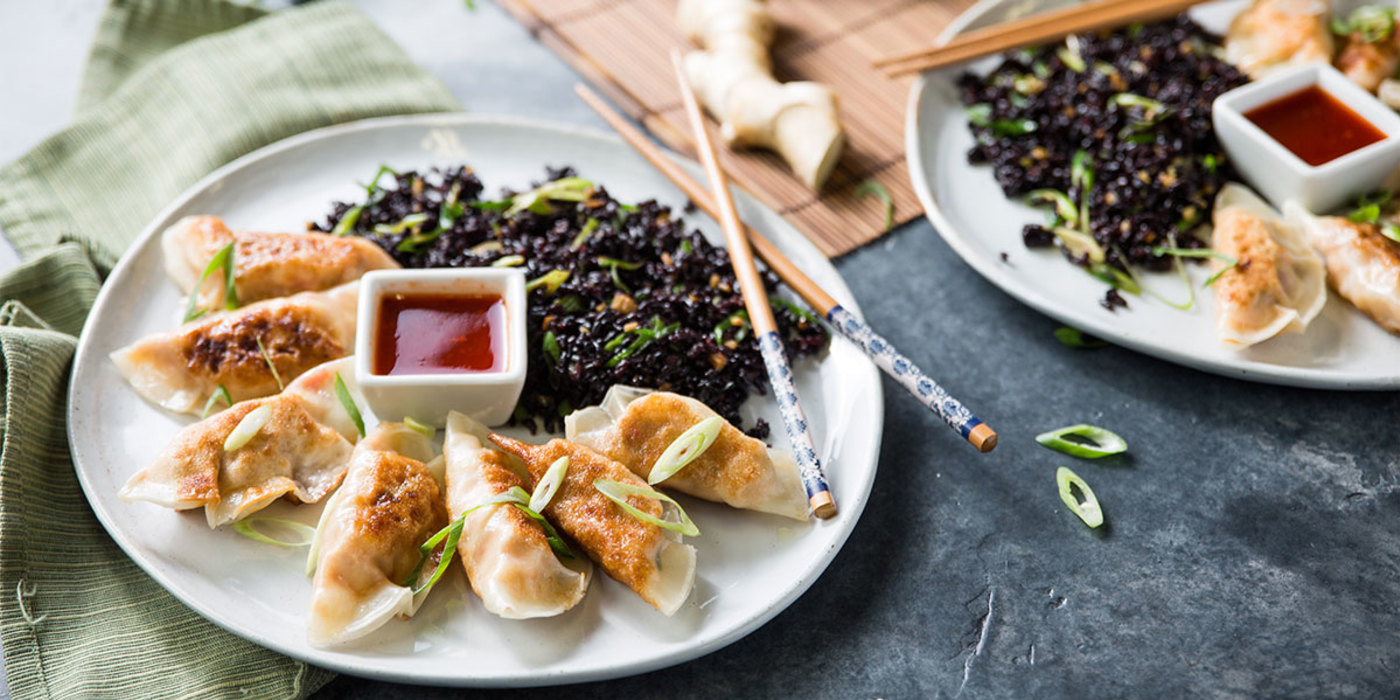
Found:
[312,166,828,435]
[958,17,1248,274]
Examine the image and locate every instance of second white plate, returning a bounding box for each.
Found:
[908,0,1400,389]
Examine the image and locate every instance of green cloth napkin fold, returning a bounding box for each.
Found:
[0,1,460,697]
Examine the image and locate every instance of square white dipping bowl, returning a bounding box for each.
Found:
[354,268,527,427]
[1213,62,1400,213]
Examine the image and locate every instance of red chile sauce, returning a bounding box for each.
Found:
[374,293,505,375]
[1244,85,1386,166]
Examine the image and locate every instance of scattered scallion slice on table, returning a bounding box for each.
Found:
[648,416,723,484]
[854,179,894,231]
[1056,467,1104,529]
[224,404,272,452]
[333,372,365,438]
[1035,424,1127,458]
[593,479,700,537]
[530,457,569,512]
[232,517,316,547]
[1054,326,1107,349]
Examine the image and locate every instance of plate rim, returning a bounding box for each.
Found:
[66,112,885,686]
[905,0,1400,390]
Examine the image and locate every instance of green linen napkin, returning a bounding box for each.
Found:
[0,1,460,697]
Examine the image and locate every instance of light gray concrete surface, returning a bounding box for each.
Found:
[6,1,1400,699]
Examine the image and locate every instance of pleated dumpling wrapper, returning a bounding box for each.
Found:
[566,386,808,521]
[119,357,362,528]
[307,422,448,648]
[111,281,359,415]
[489,434,696,616]
[1286,201,1400,334]
[444,412,590,619]
[1209,184,1326,346]
[162,215,398,311]
[1224,0,1333,80]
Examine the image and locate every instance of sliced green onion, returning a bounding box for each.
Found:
[1150,246,1237,265]
[361,165,397,196]
[679,239,694,255]
[593,479,700,537]
[526,269,570,294]
[1071,149,1093,193]
[648,416,723,484]
[1052,227,1105,264]
[331,204,365,237]
[1111,92,1168,117]
[373,212,431,235]
[491,254,525,268]
[1088,262,1140,295]
[1057,34,1085,72]
[1348,191,1391,223]
[542,330,561,367]
[202,384,233,419]
[855,179,895,231]
[1035,424,1127,458]
[1382,223,1400,244]
[1028,189,1078,227]
[597,256,643,271]
[990,118,1038,137]
[182,241,238,322]
[404,486,568,594]
[1056,467,1103,528]
[571,218,600,249]
[713,309,749,345]
[512,504,573,558]
[530,457,569,512]
[404,416,434,437]
[255,337,284,391]
[771,297,821,326]
[1333,6,1396,43]
[505,177,595,216]
[1203,263,1235,287]
[469,240,504,255]
[966,103,992,126]
[407,519,464,595]
[224,404,272,452]
[1054,326,1107,349]
[333,372,364,438]
[232,517,316,547]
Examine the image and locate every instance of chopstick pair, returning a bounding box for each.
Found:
[875,0,1203,76]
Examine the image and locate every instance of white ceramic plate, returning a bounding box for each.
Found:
[67,115,883,686]
[909,0,1400,389]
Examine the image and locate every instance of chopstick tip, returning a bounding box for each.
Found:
[810,491,837,519]
[969,423,997,453]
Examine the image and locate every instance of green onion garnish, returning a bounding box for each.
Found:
[404,416,434,437]
[202,384,233,418]
[505,177,595,216]
[713,309,749,345]
[1348,190,1392,223]
[1054,326,1107,349]
[333,372,364,438]
[542,330,561,367]
[966,103,992,126]
[525,269,570,294]
[224,404,272,452]
[854,179,895,231]
[648,417,723,484]
[1052,227,1105,264]
[1028,190,1078,227]
[232,517,316,547]
[491,255,525,268]
[529,457,569,513]
[1150,246,1236,265]
[331,205,365,237]
[1087,262,1140,295]
[182,241,239,322]
[1057,34,1086,72]
[1035,424,1127,458]
[373,212,431,235]
[990,118,1038,137]
[571,218,600,249]
[606,316,678,367]
[593,479,700,537]
[256,337,284,391]
[1056,467,1103,529]
[1383,223,1400,244]
[1111,92,1169,117]
[770,297,821,326]
[1332,5,1396,43]
[597,256,643,270]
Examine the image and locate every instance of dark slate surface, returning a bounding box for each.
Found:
[316,208,1400,700]
[7,1,1399,698]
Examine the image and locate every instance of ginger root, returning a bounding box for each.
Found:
[677,0,846,190]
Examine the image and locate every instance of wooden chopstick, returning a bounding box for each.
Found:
[877,0,1203,77]
[575,82,998,453]
[671,52,838,519]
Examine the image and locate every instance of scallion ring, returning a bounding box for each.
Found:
[593,479,699,537]
[1035,424,1127,458]
[232,517,316,547]
[1056,466,1104,528]
[333,372,365,438]
[530,457,569,513]
[404,416,434,437]
[224,404,273,452]
[491,254,525,268]
[648,416,723,484]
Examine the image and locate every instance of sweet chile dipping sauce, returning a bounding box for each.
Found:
[374,293,506,375]
[1244,85,1386,166]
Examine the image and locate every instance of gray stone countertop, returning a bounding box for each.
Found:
[4,1,1398,698]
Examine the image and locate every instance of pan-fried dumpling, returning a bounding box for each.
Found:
[162,215,398,311]
[566,386,808,521]
[489,434,696,616]
[1225,0,1334,80]
[307,422,448,648]
[444,412,589,619]
[1209,185,1327,346]
[1287,202,1400,334]
[111,282,359,414]
[1336,24,1400,93]
[119,357,362,527]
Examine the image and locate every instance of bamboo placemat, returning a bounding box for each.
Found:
[497,0,975,257]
